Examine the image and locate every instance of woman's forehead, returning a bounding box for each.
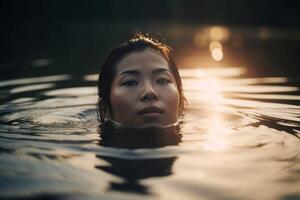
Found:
[115,49,169,73]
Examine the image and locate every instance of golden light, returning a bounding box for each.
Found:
[209,41,222,51]
[205,111,228,152]
[203,132,227,151]
[209,27,223,41]
[200,76,228,152]
[182,68,233,152]
[208,27,227,61]
[201,77,223,105]
[211,48,223,61]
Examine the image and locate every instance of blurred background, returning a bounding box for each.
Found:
[1,0,300,80]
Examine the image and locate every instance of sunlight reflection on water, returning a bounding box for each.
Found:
[0,67,300,200]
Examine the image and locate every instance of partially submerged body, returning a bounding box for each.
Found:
[97,33,185,128]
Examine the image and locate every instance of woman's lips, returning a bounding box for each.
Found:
[138,106,163,115]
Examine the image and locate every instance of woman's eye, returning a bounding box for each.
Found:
[157,78,171,85]
[122,80,138,86]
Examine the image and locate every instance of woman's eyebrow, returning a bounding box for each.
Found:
[118,67,170,76]
[119,69,140,76]
[152,68,171,75]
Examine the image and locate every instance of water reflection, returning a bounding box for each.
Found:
[10,83,55,94]
[96,123,182,194]
[203,113,228,152]
[179,67,246,78]
[0,67,300,199]
[96,155,177,194]
[0,75,70,88]
[99,122,182,149]
[242,114,300,138]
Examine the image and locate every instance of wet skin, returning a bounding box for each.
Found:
[110,48,180,127]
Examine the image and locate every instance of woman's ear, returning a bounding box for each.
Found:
[97,98,111,122]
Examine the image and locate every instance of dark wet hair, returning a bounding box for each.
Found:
[97,33,185,122]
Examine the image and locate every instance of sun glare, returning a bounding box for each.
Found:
[208,26,228,62]
[209,41,222,51]
[209,27,223,41]
[192,26,230,63]
[211,48,224,61]
[201,77,223,105]
[198,74,228,152]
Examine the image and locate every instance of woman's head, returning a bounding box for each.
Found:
[97,33,185,127]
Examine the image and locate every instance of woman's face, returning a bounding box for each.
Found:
[110,48,180,127]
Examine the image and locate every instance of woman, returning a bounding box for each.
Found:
[97,33,185,128]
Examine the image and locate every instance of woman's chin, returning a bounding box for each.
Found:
[110,119,179,129]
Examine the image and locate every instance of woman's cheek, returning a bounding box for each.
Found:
[160,85,180,103]
[114,88,137,106]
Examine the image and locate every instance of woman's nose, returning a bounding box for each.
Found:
[140,82,158,102]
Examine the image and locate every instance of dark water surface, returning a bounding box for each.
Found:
[0,66,300,200]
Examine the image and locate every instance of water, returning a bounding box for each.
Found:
[0,67,300,200]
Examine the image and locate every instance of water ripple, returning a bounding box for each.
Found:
[1,69,300,200]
